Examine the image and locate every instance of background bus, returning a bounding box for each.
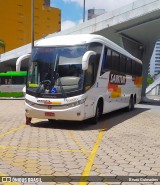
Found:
[0,71,27,97]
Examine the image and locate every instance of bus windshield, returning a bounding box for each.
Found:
[27,45,88,97]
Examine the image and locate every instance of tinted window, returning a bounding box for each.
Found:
[131,60,136,75]
[101,47,107,72]
[126,58,132,74]
[135,62,142,76]
[112,51,120,71]
[0,76,26,85]
[100,46,142,76]
[106,49,112,69]
[120,55,126,73]
[101,47,112,75]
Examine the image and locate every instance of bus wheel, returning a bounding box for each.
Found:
[48,119,55,123]
[127,96,134,111]
[26,117,31,125]
[91,103,100,124]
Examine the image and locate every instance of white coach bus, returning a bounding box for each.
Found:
[17,34,142,124]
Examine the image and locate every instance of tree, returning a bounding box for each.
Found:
[147,74,154,86]
[0,39,5,53]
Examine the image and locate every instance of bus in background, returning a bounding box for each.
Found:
[0,71,27,97]
[16,34,142,124]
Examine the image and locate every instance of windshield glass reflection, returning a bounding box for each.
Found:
[27,45,87,96]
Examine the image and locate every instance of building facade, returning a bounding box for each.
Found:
[149,40,160,77]
[0,0,61,53]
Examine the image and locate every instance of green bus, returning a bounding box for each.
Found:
[0,71,27,97]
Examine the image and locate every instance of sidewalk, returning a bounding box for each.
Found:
[147,95,160,100]
[0,97,25,100]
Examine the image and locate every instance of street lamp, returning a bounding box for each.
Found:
[31,0,34,49]
[83,0,85,22]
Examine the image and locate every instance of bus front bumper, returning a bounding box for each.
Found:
[25,102,85,121]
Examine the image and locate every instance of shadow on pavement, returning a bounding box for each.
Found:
[30,107,149,131]
[140,101,160,106]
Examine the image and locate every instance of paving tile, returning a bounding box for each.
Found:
[129,161,146,166]
[121,183,142,185]
[119,164,135,168]
[124,168,140,173]
[140,170,158,175]
[111,170,129,176]
[37,169,54,175]
[145,163,160,168]
[108,166,124,171]
[151,168,160,173]
[67,169,82,174]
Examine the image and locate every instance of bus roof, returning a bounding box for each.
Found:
[35,34,142,63]
[0,71,27,77]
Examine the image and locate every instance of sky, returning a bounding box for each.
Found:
[51,0,137,30]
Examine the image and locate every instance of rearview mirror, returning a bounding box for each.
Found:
[82,51,96,71]
[16,53,31,72]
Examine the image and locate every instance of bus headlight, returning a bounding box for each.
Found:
[67,98,86,108]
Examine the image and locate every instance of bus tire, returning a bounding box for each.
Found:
[26,117,31,125]
[127,96,134,112]
[91,100,103,124]
[91,105,99,124]
[134,94,137,105]
[48,119,56,123]
[48,119,53,123]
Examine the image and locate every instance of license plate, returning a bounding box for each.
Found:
[45,112,55,116]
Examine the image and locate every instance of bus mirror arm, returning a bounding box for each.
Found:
[16,54,31,72]
[82,51,96,71]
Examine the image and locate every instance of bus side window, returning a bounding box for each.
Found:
[126,58,132,75]
[139,64,142,76]
[101,47,112,75]
[135,62,142,76]
[132,60,136,75]
[106,49,112,70]
[12,77,25,84]
[101,47,107,74]
[84,54,100,91]
[112,51,120,71]
[120,55,126,73]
